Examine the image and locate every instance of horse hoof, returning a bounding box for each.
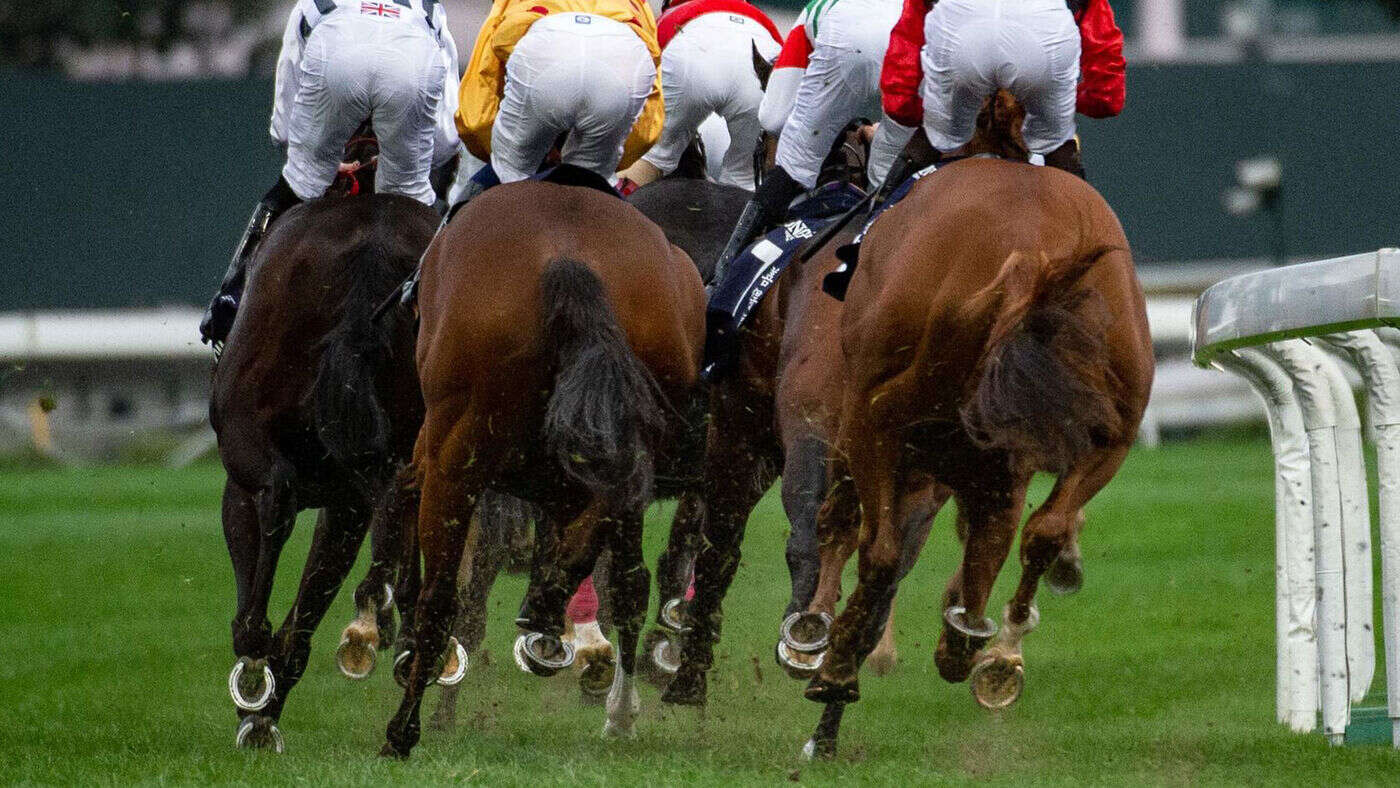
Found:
[800,738,816,762]
[651,634,682,677]
[780,611,833,655]
[943,606,998,640]
[234,715,284,753]
[969,655,1025,710]
[378,741,410,760]
[513,632,575,677]
[578,656,616,702]
[380,582,395,612]
[775,640,823,679]
[438,637,469,686]
[393,650,414,689]
[803,676,858,705]
[336,635,377,680]
[228,658,275,712]
[1046,551,1084,595]
[660,668,707,707]
[659,597,691,633]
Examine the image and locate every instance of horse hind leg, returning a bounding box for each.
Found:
[934,477,1027,687]
[865,483,945,678]
[338,482,405,681]
[382,442,481,759]
[250,502,373,751]
[603,510,649,738]
[227,460,297,726]
[972,447,1128,710]
[430,507,504,730]
[1045,508,1087,595]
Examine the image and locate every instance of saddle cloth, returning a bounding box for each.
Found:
[708,181,866,331]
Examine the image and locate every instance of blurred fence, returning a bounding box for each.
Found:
[5,62,1400,312]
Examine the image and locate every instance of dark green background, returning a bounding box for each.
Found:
[2,62,1397,310]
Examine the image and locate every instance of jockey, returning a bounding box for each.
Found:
[454,0,663,194]
[614,0,783,193]
[708,0,903,292]
[878,0,1125,181]
[200,0,457,348]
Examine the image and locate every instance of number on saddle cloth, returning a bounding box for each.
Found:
[708,181,866,330]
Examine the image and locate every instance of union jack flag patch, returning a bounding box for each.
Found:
[361,2,400,17]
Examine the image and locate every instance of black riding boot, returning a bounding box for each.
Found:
[823,130,941,301]
[701,166,805,380]
[199,177,300,348]
[1044,138,1086,180]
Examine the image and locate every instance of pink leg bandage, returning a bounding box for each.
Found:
[567,575,599,624]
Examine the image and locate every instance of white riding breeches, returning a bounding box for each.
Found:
[280,13,447,204]
[920,0,1080,155]
[641,13,780,190]
[492,13,656,184]
[773,0,901,190]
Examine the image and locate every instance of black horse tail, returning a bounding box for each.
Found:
[311,235,404,469]
[540,258,664,506]
[960,247,1124,473]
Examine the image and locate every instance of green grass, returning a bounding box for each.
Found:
[2,436,1399,785]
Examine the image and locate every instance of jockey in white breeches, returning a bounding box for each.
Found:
[454,0,664,190]
[200,0,458,348]
[616,0,783,192]
[706,0,901,305]
[765,0,904,193]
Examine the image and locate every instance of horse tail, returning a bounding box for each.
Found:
[960,247,1124,473]
[540,258,665,506]
[311,236,404,469]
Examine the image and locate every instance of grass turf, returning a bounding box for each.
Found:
[2,435,1398,785]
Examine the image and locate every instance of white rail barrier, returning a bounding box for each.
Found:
[1193,249,1400,747]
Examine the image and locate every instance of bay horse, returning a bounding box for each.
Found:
[209,160,447,751]
[789,142,1152,759]
[380,175,704,758]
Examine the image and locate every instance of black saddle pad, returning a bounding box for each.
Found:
[532,164,621,199]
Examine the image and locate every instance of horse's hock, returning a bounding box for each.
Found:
[1192,248,1400,747]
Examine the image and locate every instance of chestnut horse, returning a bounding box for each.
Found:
[209,183,435,752]
[381,177,704,758]
[789,154,1152,758]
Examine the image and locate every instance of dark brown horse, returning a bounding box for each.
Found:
[209,183,438,751]
[789,149,1152,758]
[380,176,704,758]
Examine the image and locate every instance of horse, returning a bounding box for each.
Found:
[208,138,453,751]
[380,173,705,758]
[791,118,1153,759]
[659,93,1102,712]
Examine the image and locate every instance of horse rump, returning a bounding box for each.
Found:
[540,258,665,505]
[309,232,410,469]
[959,248,1125,473]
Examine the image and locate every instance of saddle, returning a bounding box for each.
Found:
[530,163,623,199]
[707,181,867,333]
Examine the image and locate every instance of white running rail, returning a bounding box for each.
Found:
[1193,248,1400,747]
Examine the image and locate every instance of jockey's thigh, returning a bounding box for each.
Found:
[919,0,1078,154]
[642,13,779,189]
[368,20,448,204]
[492,14,655,182]
[1003,1,1080,154]
[774,0,898,189]
[282,15,380,201]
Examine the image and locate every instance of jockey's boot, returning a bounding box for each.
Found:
[700,166,805,381]
[1044,138,1086,180]
[199,177,300,349]
[824,131,941,301]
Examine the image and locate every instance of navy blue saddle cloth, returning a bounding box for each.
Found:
[709,181,866,329]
